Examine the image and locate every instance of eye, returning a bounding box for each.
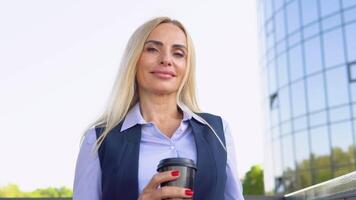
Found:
[146,47,158,52]
[173,52,185,58]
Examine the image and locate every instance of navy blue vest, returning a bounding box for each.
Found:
[96,113,227,200]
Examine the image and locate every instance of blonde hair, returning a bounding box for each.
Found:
[84,17,205,150]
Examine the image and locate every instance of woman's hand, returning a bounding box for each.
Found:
[138,170,194,200]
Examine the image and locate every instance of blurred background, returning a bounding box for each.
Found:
[0,0,355,198]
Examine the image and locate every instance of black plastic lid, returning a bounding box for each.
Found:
[157,158,197,171]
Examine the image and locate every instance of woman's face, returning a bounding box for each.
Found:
[136,23,187,96]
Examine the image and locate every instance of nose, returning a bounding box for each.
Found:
[159,53,172,67]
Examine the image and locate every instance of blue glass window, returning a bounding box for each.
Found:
[294,131,310,165]
[291,80,307,117]
[307,74,326,112]
[274,0,285,11]
[277,40,286,55]
[323,28,345,68]
[293,116,308,131]
[345,23,356,62]
[330,122,353,165]
[272,108,280,127]
[281,121,292,135]
[265,0,273,20]
[273,140,283,176]
[277,53,289,87]
[280,87,292,121]
[329,105,351,122]
[289,45,304,82]
[342,0,356,9]
[322,13,342,31]
[301,0,318,25]
[305,36,323,75]
[268,61,277,93]
[282,134,295,170]
[343,6,356,24]
[310,126,331,167]
[320,0,340,17]
[287,0,301,34]
[288,31,302,47]
[303,23,319,39]
[309,111,327,127]
[267,30,275,50]
[275,10,286,42]
[326,66,349,107]
[272,126,280,139]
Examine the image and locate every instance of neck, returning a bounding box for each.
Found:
[138,92,182,123]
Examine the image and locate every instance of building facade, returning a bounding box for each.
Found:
[258,0,356,193]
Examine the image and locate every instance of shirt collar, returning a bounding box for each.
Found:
[120,102,204,132]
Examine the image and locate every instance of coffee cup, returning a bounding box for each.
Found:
[157,157,197,200]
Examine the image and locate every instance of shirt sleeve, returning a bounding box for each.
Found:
[222,119,245,200]
[73,128,102,200]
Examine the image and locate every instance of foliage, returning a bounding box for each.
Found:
[242,165,265,195]
[0,184,72,197]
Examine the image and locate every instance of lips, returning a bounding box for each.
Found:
[151,70,176,77]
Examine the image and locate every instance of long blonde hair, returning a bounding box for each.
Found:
[85,17,203,150]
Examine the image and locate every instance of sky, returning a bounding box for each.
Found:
[0,0,265,191]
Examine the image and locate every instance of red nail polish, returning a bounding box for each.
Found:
[171,170,180,176]
[185,189,194,196]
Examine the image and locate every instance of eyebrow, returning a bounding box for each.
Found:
[144,40,186,50]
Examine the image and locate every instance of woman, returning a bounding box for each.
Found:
[73,17,244,200]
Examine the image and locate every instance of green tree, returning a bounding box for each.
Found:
[0,184,72,197]
[242,165,265,195]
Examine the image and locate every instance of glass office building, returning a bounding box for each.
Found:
[257,0,356,193]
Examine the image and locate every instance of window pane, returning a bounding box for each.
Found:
[289,45,304,82]
[309,111,327,128]
[275,0,285,11]
[286,0,301,34]
[273,140,283,176]
[291,81,307,117]
[320,0,340,17]
[342,0,356,9]
[281,121,292,135]
[277,40,286,55]
[282,134,295,171]
[280,87,291,121]
[326,66,349,107]
[303,23,319,39]
[294,116,308,131]
[275,10,286,42]
[268,61,277,93]
[305,36,323,75]
[343,6,356,23]
[301,0,318,25]
[271,108,280,127]
[288,31,301,47]
[294,131,311,166]
[345,23,356,62]
[330,122,354,165]
[322,13,341,31]
[310,126,331,167]
[329,105,351,123]
[351,81,356,103]
[323,29,345,68]
[265,0,273,20]
[307,74,326,112]
[272,126,281,139]
[277,53,289,87]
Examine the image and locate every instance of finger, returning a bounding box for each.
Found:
[158,186,194,199]
[144,170,180,190]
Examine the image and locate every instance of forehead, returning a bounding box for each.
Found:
[146,23,187,45]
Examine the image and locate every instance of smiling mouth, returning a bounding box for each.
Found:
[151,71,176,79]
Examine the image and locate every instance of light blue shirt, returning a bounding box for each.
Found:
[73,103,244,200]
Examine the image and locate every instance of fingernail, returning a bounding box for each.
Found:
[185,189,194,196]
[171,170,180,176]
